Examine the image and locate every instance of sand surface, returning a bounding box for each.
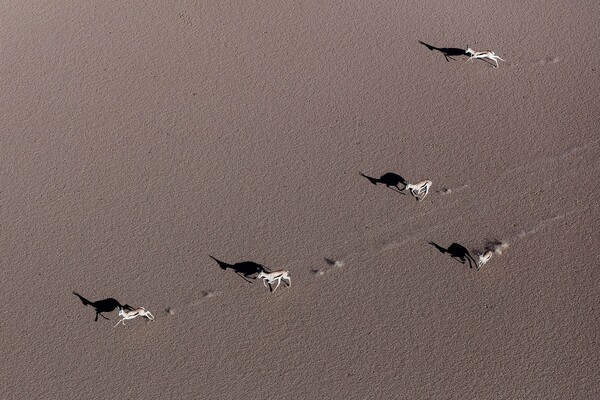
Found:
[1,1,598,399]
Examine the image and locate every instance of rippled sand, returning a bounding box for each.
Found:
[1,1,598,399]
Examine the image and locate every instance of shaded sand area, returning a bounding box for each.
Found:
[0,1,598,398]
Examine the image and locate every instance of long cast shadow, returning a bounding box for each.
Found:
[419,41,467,62]
[209,256,266,283]
[429,242,476,269]
[360,172,407,193]
[73,292,132,321]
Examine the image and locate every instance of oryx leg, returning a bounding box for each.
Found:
[272,278,281,292]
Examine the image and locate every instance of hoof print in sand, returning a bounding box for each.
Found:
[201,291,217,299]
[314,258,345,276]
[436,185,468,195]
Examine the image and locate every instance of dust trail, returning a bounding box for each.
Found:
[557,139,600,159]
[166,290,219,316]
[504,139,599,175]
[511,214,567,240]
[311,259,344,277]
[379,223,447,253]
[435,184,469,195]
[536,56,561,65]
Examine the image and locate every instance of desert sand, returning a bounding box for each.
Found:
[0,1,598,399]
